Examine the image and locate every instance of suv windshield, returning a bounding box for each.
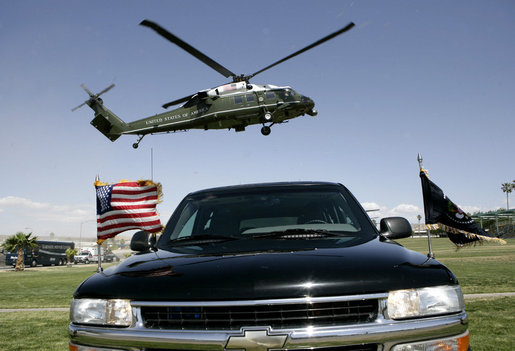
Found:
[162,185,375,244]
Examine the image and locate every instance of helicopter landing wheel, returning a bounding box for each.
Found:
[264,112,273,122]
[133,135,145,149]
[261,126,271,136]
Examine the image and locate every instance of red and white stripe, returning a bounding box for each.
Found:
[97,182,162,241]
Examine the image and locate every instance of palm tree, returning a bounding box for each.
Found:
[1,232,39,271]
[501,182,514,210]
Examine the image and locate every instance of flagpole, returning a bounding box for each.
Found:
[96,243,102,272]
[418,153,435,259]
[95,175,103,273]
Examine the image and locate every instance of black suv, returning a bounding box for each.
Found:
[69,182,469,351]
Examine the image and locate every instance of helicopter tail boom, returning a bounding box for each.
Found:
[73,84,128,142]
[90,108,127,142]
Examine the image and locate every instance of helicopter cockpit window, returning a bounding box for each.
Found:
[283,89,295,101]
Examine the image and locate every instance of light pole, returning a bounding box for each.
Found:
[79,220,95,250]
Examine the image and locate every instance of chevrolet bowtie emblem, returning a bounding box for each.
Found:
[225,329,288,351]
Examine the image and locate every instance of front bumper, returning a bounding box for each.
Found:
[69,311,468,351]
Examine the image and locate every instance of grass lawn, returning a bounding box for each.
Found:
[397,237,515,294]
[0,311,69,351]
[0,239,513,350]
[466,297,515,351]
[0,264,106,309]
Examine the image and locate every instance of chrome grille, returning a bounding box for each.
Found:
[145,345,379,351]
[140,299,378,330]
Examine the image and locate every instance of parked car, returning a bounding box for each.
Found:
[74,250,93,264]
[103,251,120,263]
[70,182,469,351]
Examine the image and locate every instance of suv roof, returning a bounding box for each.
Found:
[188,181,344,197]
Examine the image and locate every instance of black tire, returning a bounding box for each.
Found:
[261,126,271,136]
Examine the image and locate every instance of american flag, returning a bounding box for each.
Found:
[95,180,162,243]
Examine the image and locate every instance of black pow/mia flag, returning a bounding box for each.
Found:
[420,169,506,246]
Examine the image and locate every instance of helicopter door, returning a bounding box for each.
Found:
[255,91,269,116]
[255,91,266,106]
[255,90,275,123]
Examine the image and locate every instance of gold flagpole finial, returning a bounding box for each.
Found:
[417,153,423,170]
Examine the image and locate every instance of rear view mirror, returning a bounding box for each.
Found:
[130,231,151,252]
[379,217,412,239]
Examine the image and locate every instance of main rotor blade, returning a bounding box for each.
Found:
[71,101,87,112]
[140,19,236,79]
[80,84,95,97]
[249,22,355,79]
[162,94,194,109]
[97,83,115,97]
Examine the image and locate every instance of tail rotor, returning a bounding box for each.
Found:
[72,84,115,112]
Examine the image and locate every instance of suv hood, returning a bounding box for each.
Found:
[74,237,456,301]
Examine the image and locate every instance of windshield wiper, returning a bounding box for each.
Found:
[252,228,345,239]
[169,234,239,246]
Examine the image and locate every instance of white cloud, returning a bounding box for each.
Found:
[0,196,50,209]
[0,196,92,219]
[460,205,482,214]
[361,202,423,223]
[361,202,383,211]
[391,204,421,215]
[0,196,95,237]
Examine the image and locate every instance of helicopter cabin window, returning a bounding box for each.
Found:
[234,96,243,104]
[246,94,255,102]
[265,92,276,99]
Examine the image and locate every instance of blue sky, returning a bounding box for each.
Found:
[1,0,514,240]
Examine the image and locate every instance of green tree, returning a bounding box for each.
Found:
[1,232,39,271]
[501,182,514,210]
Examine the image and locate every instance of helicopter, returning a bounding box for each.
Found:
[73,19,355,149]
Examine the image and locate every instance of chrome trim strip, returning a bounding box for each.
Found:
[131,293,389,307]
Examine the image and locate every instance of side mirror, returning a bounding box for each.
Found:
[130,231,151,252]
[379,217,412,239]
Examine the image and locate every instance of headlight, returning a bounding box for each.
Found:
[387,285,464,320]
[70,298,132,326]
